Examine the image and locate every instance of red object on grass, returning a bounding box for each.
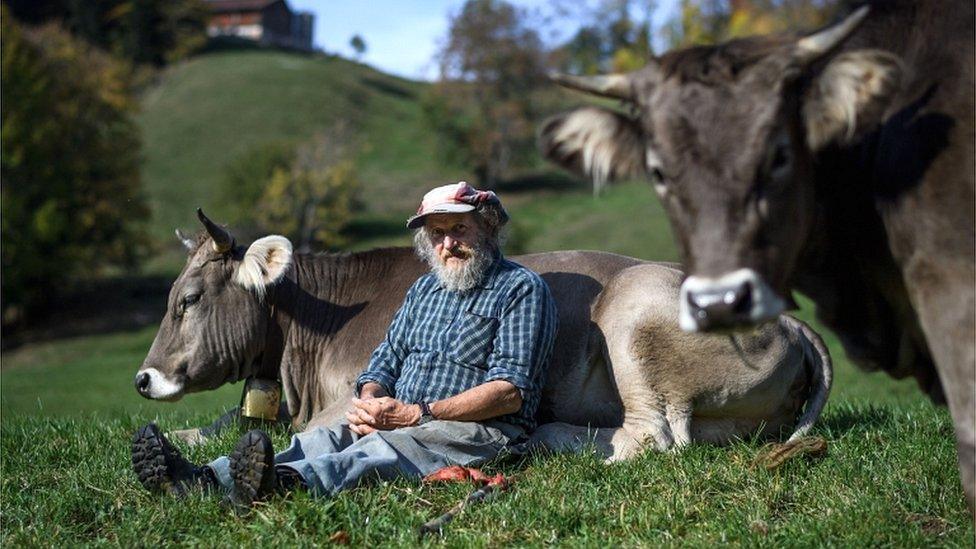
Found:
[423,465,509,488]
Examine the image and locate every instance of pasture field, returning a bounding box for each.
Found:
[3,181,971,546]
[0,334,969,546]
[3,48,971,546]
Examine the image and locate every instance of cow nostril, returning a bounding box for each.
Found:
[731,282,753,315]
[135,372,150,392]
[687,281,753,325]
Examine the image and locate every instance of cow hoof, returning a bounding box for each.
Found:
[229,430,277,508]
[167,428,207,447]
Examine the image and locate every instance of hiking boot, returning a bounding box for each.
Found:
[131,423,216,496]
[229,429,277,507]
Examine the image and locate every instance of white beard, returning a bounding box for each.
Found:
[413,230,496,293]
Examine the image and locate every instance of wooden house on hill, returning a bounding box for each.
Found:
[205,0,314,51]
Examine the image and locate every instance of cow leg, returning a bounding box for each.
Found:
[607,402,674,462]
[666,402,693,449]
[901,261,975,507]
[167,406,243,447]
[306,397,356,432]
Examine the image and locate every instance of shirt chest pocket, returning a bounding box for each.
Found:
[447,312,499,367]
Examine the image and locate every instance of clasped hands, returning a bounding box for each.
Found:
[346,396,421,436]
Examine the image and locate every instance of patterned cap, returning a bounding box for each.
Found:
[406,181,508,229]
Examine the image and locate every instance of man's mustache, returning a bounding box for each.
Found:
[441,244,474,261]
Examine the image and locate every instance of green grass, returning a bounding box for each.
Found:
[4,48,970,545]
[1,400,968,545]
[0,326,238,419]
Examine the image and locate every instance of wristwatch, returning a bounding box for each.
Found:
[418,401,435,425]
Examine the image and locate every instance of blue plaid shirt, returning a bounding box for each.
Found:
[356,255,557,431]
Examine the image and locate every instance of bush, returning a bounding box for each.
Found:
[1,9,149,325]
[217,140,297,234]
[425,0,547,188]
[217,125,360,252]
[5,0,209,66]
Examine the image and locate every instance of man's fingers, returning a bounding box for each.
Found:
[357,407,376,424]
[350,422,372,436]
[349,422,375,435]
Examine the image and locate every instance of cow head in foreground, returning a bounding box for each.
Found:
[134,209,293,400]
[540,7,902,332]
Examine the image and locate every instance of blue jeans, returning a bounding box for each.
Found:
[207,420,524,497]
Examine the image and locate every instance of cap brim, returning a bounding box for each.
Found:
[406,203,476,228]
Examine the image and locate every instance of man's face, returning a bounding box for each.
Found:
[414,211,496,293]
[424,212,484,269]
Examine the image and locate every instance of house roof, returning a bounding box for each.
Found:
[205,0,283,13]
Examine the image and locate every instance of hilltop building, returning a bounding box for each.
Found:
[205,0,314,51]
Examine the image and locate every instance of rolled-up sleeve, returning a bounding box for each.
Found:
[355,285,416,396]
[484,274,557,403]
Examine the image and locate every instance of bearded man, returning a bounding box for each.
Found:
[131,181,557,506]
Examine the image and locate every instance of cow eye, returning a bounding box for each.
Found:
[181,293,201,310]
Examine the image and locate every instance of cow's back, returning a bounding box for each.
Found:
[291,248,649,429]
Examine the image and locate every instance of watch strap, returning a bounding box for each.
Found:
[418,401,435,425]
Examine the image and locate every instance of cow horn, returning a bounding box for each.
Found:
[549,72,635,101]
[196,208,234,253]
[795,6,870,63]
[174,228,195,252]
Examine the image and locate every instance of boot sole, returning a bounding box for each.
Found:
[131,424,177,495]
[229,430,275,506]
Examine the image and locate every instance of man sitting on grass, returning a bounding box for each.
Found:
[131,181,557,505]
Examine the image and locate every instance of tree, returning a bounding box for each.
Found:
[217,141,296,236]
[1,9,149,324]
[663,0,837,49]
[349,34,367,60]
[560,25,605,75]
[425,0,547,188]
[219,125,360,252]
[4,0,209,66]
[553,0,656,74]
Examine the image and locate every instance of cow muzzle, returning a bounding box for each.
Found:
[134,367,185,401]
[679,269,785,332]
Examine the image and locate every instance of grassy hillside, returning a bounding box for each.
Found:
[138,49,456,244]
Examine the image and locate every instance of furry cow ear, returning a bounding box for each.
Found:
[802,49,903,151]
[234,235,293,298]
[538,106,645,195]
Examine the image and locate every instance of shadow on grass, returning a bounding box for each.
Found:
[360,76,416,100]
[819,404,896,436]
[200,36,320,58]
